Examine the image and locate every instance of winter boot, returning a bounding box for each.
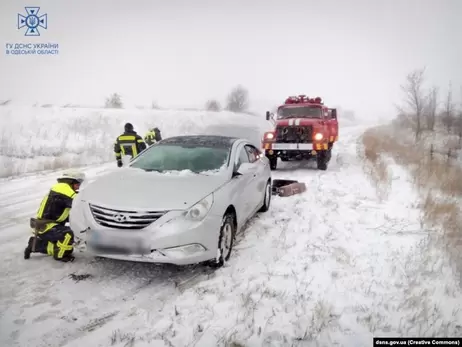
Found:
[24,237,35,259]
[52,245,75,263]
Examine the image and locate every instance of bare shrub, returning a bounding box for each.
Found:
[0,99,11,106]
[422,193,459,230]
[441,84,456,134]
[414,153,462,197]
[205,99,221,111]
[424,86,438,131]
[360,127,391,200]
[41,157,73,172]
[457,86,462,144]
[457,110,462,145]
[105,93,123,109]
[226,85,249,112]
[151,100,161,109]
[361,121,462,278]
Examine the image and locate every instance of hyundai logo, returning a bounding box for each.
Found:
[114,213,129,223]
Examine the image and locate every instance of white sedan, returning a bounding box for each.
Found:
[70,135,272,267]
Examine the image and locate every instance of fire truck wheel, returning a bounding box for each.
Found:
[326,148,332,162]
[269,157,278,170]
[316,151,328,170]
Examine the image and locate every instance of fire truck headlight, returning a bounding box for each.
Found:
[265,133,274,140]
[314,133,323,141]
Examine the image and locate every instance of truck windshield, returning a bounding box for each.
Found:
[277,106,322,119]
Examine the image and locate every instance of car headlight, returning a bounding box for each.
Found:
[183,194,214,221]
[314,133,323,141]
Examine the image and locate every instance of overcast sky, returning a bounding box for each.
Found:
[0,0,460,118]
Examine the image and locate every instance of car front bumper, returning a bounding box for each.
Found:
[70,202,221,266]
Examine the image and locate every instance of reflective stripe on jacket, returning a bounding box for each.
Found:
[36,182,76,233]
[114,131,146,158]
[144,131,157,146]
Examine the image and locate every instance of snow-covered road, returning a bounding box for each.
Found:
[1,125,461,347]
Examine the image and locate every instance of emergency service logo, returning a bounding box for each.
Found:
[5,6,59,56]
[18,7,47,36]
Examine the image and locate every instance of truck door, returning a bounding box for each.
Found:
[327,108,338,143]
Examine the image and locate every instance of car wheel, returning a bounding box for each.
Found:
[316,151,328,170]
[269,156,277,170]
[210,213,236,268]
[258,180,272,212]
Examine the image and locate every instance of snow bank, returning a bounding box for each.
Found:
[0,106,272,178]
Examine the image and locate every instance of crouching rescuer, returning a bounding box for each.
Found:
[114,122,147,167]
[24,169,86,262]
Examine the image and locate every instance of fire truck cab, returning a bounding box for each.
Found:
[262,95,338,170]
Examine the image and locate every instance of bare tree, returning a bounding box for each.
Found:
[105,93,123,109]
[457,86,462,145]
[205,99,221,111]
[457,110,462,146]
[400,68,427,142]
[151,100,161,109]
[441,83,455,134]
[424,86,438,131]
[225,85,249,112]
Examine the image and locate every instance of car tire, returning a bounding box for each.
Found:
[269,157,277,170]
[258,180,272,212]
[209,213,236,268]
[316,151,328,170]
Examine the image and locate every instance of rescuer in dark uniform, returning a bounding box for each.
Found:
[114,123,147,167]
[24,169,86,262]
[144,126,162,146]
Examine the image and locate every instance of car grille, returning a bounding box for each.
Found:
[276,125,313,143]
[89,203,168,230]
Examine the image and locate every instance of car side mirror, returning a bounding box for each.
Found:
[331,108,337,120]
[233,162,253,177]
[266,111,271,121]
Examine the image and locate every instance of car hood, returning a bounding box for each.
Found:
[79,168,229,211]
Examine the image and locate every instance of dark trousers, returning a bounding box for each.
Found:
[34,224,74,260]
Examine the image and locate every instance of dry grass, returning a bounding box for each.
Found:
[361,123,462,277]
[0,155,74,178]
[360,127,393,200]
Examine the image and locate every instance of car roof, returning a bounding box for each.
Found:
[158,135,240,148]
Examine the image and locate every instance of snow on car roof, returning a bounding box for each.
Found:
[158,135,239,148]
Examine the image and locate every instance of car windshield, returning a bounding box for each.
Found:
[129,143,230,174]
[277,106,322,119]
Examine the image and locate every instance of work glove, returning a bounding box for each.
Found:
[117,159,123,167]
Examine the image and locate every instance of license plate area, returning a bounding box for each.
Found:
[87,229,148,255]
[272,143,312,150]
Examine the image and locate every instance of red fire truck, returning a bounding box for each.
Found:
[262,95,338,170]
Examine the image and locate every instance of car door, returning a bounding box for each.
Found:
[230,143,256,225]
[244,144,266,210]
